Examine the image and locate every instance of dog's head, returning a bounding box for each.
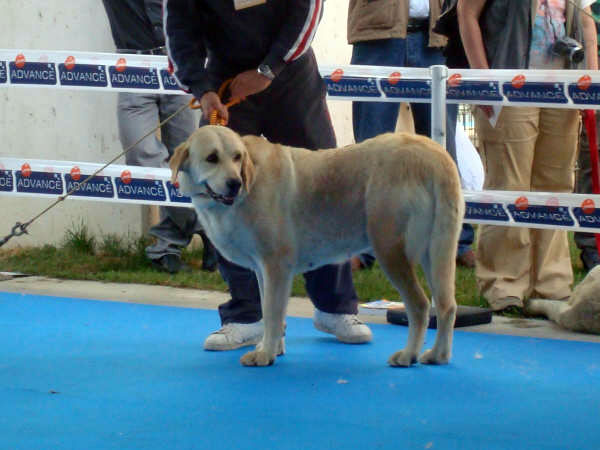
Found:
[170,125,255,206]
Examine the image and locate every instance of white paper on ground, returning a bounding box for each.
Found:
[359,300,405,315]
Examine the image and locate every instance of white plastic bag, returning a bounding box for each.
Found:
[456,124,484,191]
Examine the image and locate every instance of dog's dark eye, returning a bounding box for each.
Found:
[206,152,219,164]
[233,153,242,162]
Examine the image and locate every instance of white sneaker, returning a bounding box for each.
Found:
[313,310,373,344]
[203,321,264,351]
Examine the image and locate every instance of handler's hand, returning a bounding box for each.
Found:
[199,91,229,123]
[230,70,272,99]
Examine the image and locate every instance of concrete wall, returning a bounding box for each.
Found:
[0,0,356,248]
[1,1,138,248]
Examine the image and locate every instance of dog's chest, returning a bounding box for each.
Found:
[196,210,258,269]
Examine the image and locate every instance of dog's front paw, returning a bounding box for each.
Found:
[388,350,418,367]
[240,349,275,367]
[418,348,451,365]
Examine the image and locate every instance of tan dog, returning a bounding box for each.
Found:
[526,265,600,334]
[170,125,464,367]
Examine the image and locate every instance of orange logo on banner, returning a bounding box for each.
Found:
[331,69,343,83]
[546,196,559,211]
[388,71,401,85]
[581,198,596,214]
[15,54,26,69]
[70,166,81,181]
[512,74,526,89]
[448,73,462,88]
[21,163,31,177]
[116,58,127,73]
[515,196,529,210]
[64,56,76,71]
[577,75,592,91]
[121,170,132,184]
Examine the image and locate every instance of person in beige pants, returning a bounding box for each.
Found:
[458,0,598,311]
[475,106,579,310]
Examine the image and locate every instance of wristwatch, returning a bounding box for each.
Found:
[257,63,275,80]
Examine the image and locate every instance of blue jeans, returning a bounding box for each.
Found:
[351,34,474,263]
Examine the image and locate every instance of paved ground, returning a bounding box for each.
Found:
[1,273,599,344]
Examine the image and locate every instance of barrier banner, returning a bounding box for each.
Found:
[3,50,600,108]
[0,158,190,208]
[1,50,172,94]
[1,158,600,233]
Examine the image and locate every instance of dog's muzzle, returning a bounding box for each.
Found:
[203,181,236,206]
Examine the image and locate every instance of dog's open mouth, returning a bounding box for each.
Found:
[203,182,235,205]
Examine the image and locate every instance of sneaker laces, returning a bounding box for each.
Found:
[210,324,247,343]
[211,323,263,341]
[213,324,235,335]
[343,315,365,326]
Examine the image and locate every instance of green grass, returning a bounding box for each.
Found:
[62,220,95,254]
[0,224,589,315]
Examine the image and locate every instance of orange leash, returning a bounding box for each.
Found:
[189,79,244,126]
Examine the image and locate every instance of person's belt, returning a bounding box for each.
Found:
[117,46,167,56]
[407,17,429,33]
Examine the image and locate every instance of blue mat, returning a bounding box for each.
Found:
[1,292,599,450]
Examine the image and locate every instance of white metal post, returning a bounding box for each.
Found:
[430,65,448,310]
[430,65,448,149]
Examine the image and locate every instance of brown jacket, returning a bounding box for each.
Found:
[347,0,447,47]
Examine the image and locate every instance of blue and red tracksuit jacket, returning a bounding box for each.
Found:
[163,0,325,97]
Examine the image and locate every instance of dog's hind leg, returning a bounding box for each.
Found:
[418,232,457,365]
[372,236,430,367]
[240,264,291,367]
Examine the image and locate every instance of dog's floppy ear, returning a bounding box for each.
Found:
[170,140,190,185]
[241,149,255,193]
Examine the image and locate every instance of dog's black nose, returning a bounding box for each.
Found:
[226,179,242,196]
